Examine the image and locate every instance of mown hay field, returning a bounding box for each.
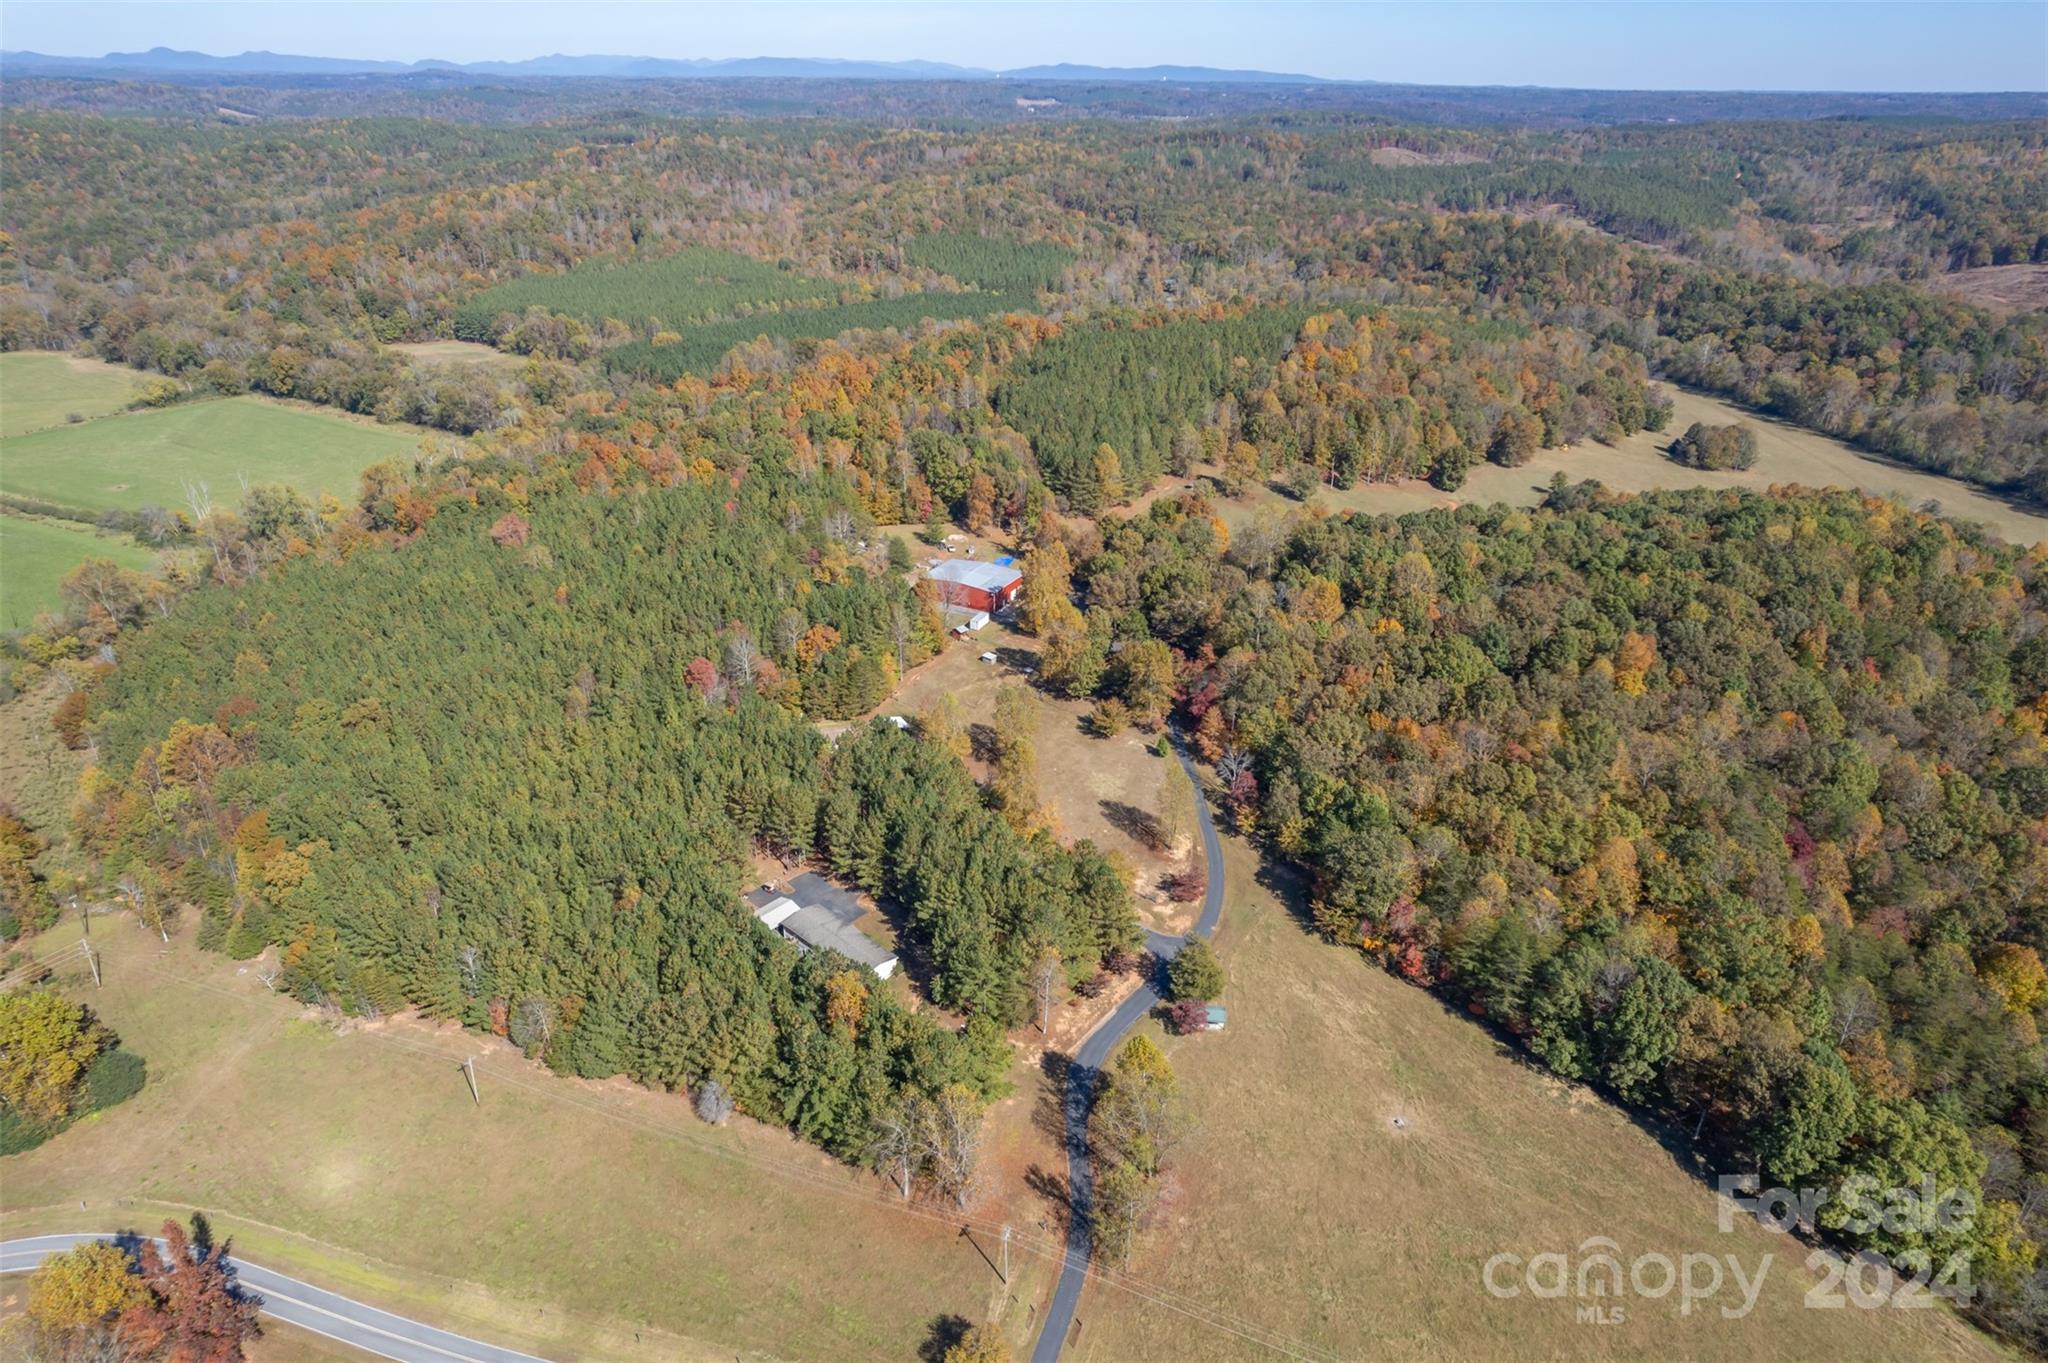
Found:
[0,395,422,515]
[0,352,149,438]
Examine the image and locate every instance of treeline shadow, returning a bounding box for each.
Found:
[1098,798,1161,849]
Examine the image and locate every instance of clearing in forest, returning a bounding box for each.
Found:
[459,240,1067,382]
[855,604,1197,935]
[1924,262,2048,319]
[1204,386,2048,548]
[0,352,149,438]
[454,247,842,338]
[0,395,423,516]
[386,339,528,371]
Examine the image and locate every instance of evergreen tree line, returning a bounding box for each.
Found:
[992,307,1312,509]
[69,468,1131,1160]
[820,725,1141,1019]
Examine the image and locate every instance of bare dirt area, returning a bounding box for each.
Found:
[872,521,1019,565]
[1183,386,2048,548]
[1367,145,1485,167]
[1924,262,2048,318]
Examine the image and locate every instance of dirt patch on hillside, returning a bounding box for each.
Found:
[1925,262,2048,318]
[1367,145,1484,167]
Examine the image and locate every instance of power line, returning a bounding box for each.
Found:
[121,952,1346,1362]
[0,940,89,990]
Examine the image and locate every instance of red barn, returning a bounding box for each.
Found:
[928,559,1023,614]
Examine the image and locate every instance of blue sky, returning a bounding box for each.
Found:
[3,2,2044,91]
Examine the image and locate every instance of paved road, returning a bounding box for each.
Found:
[1,1234,552,1363]
[1031,738,1225,1363]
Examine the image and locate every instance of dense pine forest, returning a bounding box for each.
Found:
[4,74,2048,1355]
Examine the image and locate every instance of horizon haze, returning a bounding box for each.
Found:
[2,0,2045,92]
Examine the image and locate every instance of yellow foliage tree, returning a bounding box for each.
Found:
[1018,540,1073,637]
[1615,631,1658,696]
[1289,575,1345,627]
[941,1323,1013,1363]
[27,1240,146,1331]
[1983,944,2048,1014]
[1785,913,1825,961]
[1093,443,1126,506]
[824,970,868,1034]
[0,990,108,1123]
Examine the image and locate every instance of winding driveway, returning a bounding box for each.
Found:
[1030,739,1225,1363]
[0,1233,551,1363]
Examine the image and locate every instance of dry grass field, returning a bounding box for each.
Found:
[242,1321,375,1363]
[1924,263,2048,319]
[0,922,1058,1363]
[860,620,1198,933]
[1192,387,2048,548]
[1068,839,2009,1363]
[386,340,527,371]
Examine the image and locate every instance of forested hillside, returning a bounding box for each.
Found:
[1065,483,2048,1328]
[1350,216,2048,499]
[994,307,1309,505]
[3,78,2047,1357]
[2,111,2041,495]
[67,463,1135,1154]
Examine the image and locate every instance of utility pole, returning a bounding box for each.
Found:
[462,1056,480,1105]
[83,938,101,989]
[1000,1224,1011,1285]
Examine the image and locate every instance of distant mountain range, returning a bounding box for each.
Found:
[0,47,1334,84]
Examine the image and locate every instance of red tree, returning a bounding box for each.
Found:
[120,1218,263,1363]
[487,512,531,548]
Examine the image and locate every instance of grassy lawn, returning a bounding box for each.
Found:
[1068,839,2006,1363]
[0,924,1054,1363]
[0,352,148,438]
[0,510,158,629]
[245,1320,377,1363]
[0,396,422,515]
[1176,387,2048,550]
[386,340,527,372]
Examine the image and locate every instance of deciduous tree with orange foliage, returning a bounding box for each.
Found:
[118,1217,263,1363]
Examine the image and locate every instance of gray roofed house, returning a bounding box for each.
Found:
[925,558,1023,613]
[753,893,899,979]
